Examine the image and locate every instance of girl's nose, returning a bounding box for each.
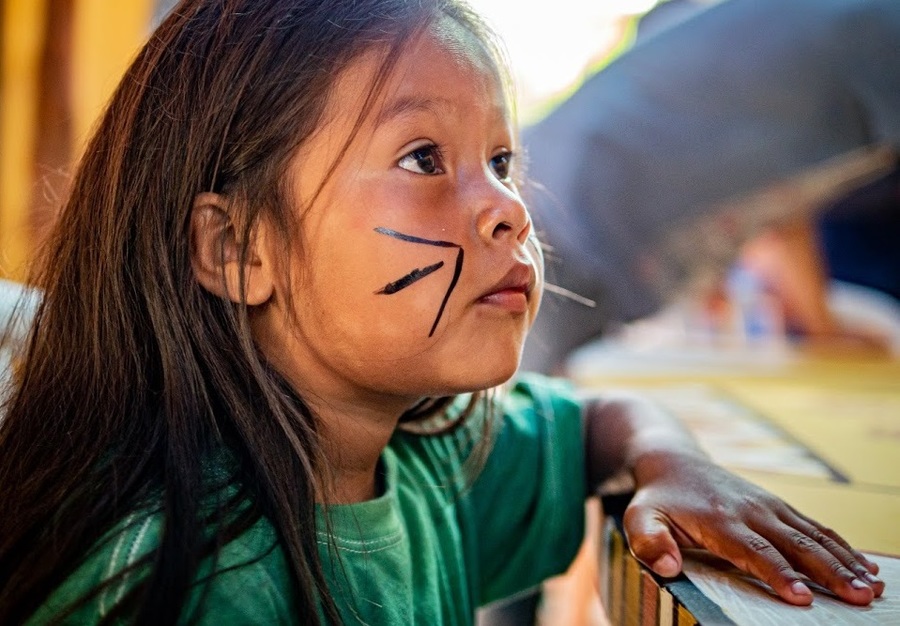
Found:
[475,182,531,245]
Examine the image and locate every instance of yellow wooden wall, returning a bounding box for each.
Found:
[0,0,154,279]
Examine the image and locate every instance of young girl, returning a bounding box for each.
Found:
[0,0,883,624]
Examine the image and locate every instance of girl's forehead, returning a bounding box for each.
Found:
[328,18,508,129]
[428,15,500,79]
[395,24,503,99]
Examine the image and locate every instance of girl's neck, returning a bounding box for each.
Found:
[313,396,409,504]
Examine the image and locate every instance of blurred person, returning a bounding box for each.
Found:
[736,163,899,354]
[521,0,900,372]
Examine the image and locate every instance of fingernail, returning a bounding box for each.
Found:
[791,581,812,596]
[864,572,882,585]
[653,554,679,577]
[851,578,871,590]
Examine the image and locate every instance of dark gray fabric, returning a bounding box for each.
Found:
[522,0,900,372]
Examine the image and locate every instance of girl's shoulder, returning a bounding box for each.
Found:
[27,510,164,624]
[30,505,294,624]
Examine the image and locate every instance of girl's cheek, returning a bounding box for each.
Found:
[367,226,465,339]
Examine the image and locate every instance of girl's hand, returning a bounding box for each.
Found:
[623,450,885,606]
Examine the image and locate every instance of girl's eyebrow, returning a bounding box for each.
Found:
[375,95,454,126]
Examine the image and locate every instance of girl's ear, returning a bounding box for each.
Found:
[190,192,275,305]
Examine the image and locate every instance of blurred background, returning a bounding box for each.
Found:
[1,1,158,280]
[0,0,660,280]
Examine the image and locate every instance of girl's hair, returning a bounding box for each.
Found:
[0,1,506,624]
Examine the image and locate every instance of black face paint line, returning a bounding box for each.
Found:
[375,261,444,295]
[429,247,463,337]
[373,226,458,248]
[373,227,464,337]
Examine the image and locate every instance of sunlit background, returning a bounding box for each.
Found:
[469,0,660,122]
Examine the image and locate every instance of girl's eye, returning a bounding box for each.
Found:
[398,145,444,175]
[490,151,513,182]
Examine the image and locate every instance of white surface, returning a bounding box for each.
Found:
[683,551,900,625]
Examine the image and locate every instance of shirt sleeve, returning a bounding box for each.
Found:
[465,373,587,606]
[185,541,294,625]
[29,511,293,625]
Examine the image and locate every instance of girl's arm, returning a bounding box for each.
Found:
[583,393,884,606]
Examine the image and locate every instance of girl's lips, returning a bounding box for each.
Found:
[477,287,529,312]
[476,263,534,312]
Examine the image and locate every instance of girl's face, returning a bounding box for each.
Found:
[254,19,542,409]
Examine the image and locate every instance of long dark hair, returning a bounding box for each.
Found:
[0,1,502,624]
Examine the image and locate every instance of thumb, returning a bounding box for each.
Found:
[623,504,683,578]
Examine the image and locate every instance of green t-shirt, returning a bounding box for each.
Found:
[30,375,587,625]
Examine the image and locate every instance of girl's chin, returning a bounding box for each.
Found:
[432,360,522,397]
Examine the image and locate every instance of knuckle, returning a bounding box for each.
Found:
[828,560,853,579]
[746,535,774,554]
[818,525,838,540]
[808,526,842,552]
[738,493,764,511]
[774,563,796,580]
[790,532,819,552]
